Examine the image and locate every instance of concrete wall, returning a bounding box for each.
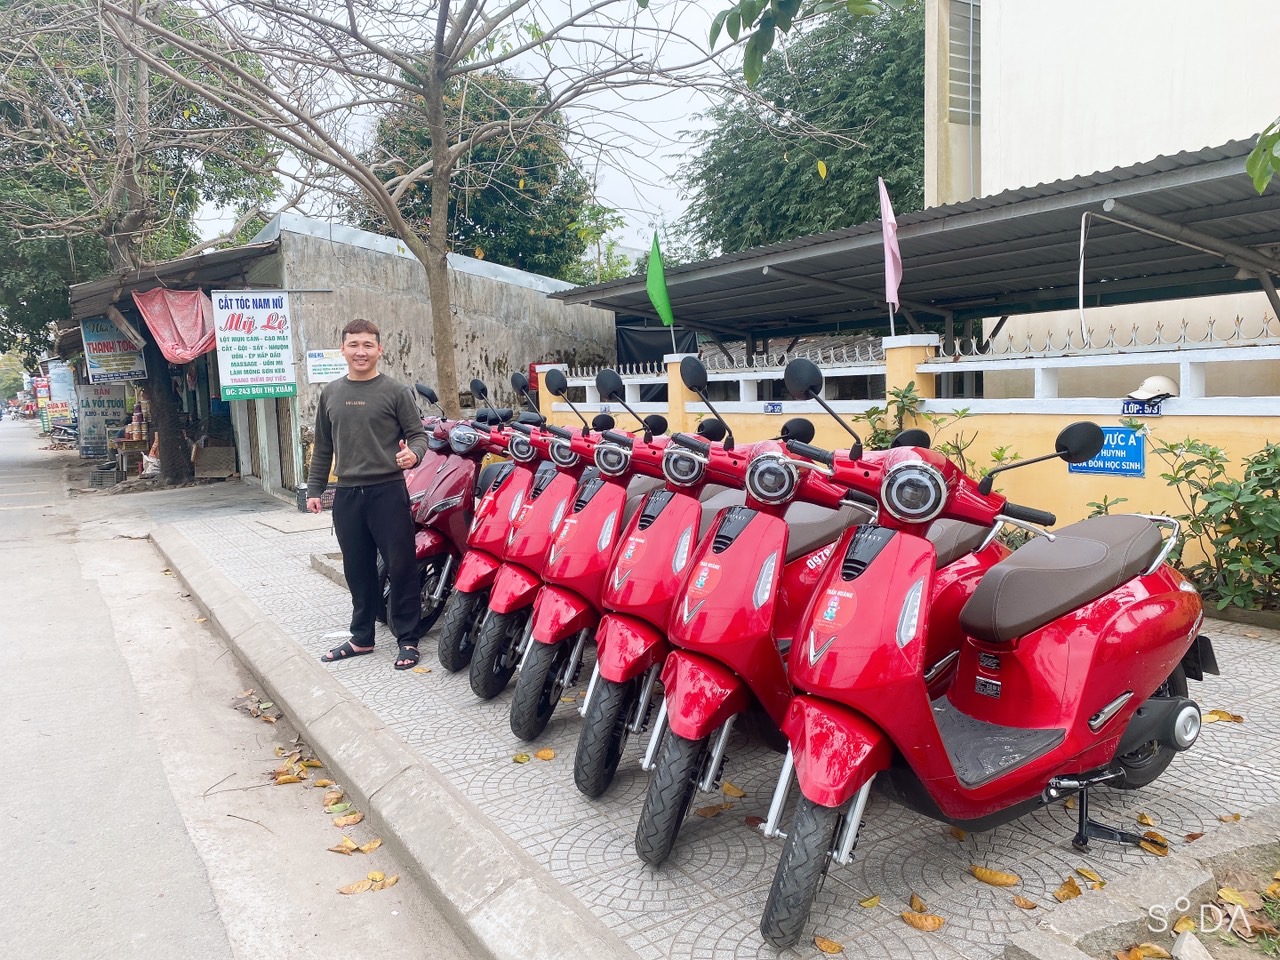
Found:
[923,0,982,206]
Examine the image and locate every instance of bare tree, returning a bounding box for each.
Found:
[96,0,750,414]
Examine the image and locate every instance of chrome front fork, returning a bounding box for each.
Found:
[427,554,455,605]
[763,747,873,865]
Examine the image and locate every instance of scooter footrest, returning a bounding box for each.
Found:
[933,699,1065,787]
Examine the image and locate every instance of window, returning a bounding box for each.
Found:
[948,0,981,126]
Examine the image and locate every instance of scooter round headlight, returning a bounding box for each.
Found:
[662,448,705,487]
[449,425,480,455]
[746,453,798,505]
[595,443,631,477]
[882,461,947,524]
[550,439,579,468]
[508,434,536,462]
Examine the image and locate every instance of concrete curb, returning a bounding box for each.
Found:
[309,552,346,591]
[1005,805,1280,960]
[152,524,640,960]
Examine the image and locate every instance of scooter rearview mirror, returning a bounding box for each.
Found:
[591,413,616,431]
[643,414,669,436]
[543,368,569,397]
[891,428,931,449]
[783,358,824,400]
[779,417,815,444]
[469,378,488,401]
[679,356,708,393]
[415,383,439,404]
[696,418,727,442]
[510,372,530,394]
[595,368,625,401]
[1056,421,1105,464]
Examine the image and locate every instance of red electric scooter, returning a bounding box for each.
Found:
[435,391,549,673]
[757,359,1216,947]
[467,376,594,701]
[507,367,669,740]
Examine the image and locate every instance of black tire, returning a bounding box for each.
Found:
[1114,665,1190,790]
[509,639,573,741]
[634,731,709,866]
[574,676,639,799]
[760,797,841,948]
[437,588,487,673]
[414,555,453,639]
[469,608,530,700]
[375,554,389,624]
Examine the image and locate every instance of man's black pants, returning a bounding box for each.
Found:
[332,480,419,646]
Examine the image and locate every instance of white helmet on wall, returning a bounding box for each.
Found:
[1128,375,1178,401]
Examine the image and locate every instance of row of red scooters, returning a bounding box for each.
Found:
[388,357,1216,948]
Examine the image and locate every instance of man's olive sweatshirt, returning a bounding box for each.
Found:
[306,374,428,498]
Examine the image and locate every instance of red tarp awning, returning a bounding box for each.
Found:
[131,289,216,363]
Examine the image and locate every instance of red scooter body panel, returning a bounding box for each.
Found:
[667,508,792,726]
[774,543,841,648]
[920,541,1008,693]
[782,696,893,808]
[594,613,668,683]
[414,528,450,561]
[488,561,543,614]
[412,453,478,555]
[530,583,596,645]
[602,491,702,628]
[454,549,502,593]
[469,463,535,556]
[502,471,578,573]
[661,650,752,741]
[542,479,628,605]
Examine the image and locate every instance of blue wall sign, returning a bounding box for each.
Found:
[763,402,783,414]
[1121,398,1163,417]
[1068,427,1146,478]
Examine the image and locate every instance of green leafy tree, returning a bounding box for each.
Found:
[677,1,924,255]
[1248,119,1280,193]
[0,352,26,400]
[356,73,590,279]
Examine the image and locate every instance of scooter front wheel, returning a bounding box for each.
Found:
[760,797,841,948]
[375,553,390,624]
[509,640,573,741]
[470,608,530,700]
[415,555,453,639]
[574,676,639,799]
[437,588,487,673]
[634,730,709,866]
[1114,665,1189,790]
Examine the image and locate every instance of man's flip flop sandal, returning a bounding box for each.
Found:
[321,640,375,662]
[394,645,420,670]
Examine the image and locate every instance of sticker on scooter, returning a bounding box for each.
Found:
[974,677,1001,698]
[817,588,857,630]
[507,502,534,546]
[686,561,722,599]
[612,535,647,588]
[549,517,578,564]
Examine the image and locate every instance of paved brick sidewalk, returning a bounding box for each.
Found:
[124,482,1280,960]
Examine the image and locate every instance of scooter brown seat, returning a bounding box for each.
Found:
[959,515,1164,645]
[696,486,747,539]
[783,502,868,562]
[927,519,989,569]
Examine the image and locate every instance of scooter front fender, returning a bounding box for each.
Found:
[530,584,596,645]
[782,696,892,809]
[661,651,750,742]
[454,550,501,593]
[414,528,450,561]
[595,615,668,684]
[488,562,542,614]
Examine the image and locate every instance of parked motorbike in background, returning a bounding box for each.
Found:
[757,358,1216,947]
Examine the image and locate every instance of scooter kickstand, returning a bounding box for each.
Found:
[1071,786,1145,852]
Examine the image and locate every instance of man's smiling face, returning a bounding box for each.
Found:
[342,331,382,378]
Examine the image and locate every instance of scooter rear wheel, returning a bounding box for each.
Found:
[760,797,841,948]
[375,554,390,624]
[509,639,573,741]
[1114,665,1189,790]
[470,608,530,700]
[415,555,453,639]
[574,676,639,799]
[437,588,487,673]
[634,731,709,866]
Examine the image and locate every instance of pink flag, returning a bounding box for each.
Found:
[878,176,902,312]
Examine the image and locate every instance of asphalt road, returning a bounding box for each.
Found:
[0,419,478,960]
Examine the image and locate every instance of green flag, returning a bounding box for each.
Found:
[646,232,675,327]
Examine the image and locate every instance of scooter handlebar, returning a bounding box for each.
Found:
[785,439,835,468]
[671,432,710,455]
[544,424,574,440]
[602,430,634,448]
[507,421,533,436]
[1001,502,1056,527]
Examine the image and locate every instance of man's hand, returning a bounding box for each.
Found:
[396,439,418,470]
[306,497,323,514]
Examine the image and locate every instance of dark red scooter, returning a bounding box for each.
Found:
[508,367,669,740]
[757,359,1216,947]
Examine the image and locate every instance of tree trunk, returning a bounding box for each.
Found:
[143,338,191,484]
[420,61,461,418]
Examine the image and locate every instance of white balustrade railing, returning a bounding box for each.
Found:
[941,314,1280,358]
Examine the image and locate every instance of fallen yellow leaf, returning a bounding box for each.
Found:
[694,802,731,818]
[367,871,385,882]
[195,616,208,623]
[1218,812,1242,822]
[338,878,373,895]
[900,911,945,932]
[333,812,364,828]
[1263,881,1280,901]
[274,774,303,785]
[1091,882,1107,891]
[971,865,1021,887]
[338,836,359,852]
[323,790,343,806]
[1139,832,1169,857]
[1054,877,1082,902]
[314,779,335,788]
[359,838,382,854]
[1013,895,1038,910]
[534,748,555,761]
[948,826,966,841]
[813,935,843,954]
[382,874,399,889]
[412,666,431,674]
[1172,915,1196,934]
[1136,813,1158,826]
[722,781,747,799]
[301,759,324,768]
[327,844,354,855]
[1133,944,1171,959]
[1244,631,1262,638]
[1064,796,1077,810]
[859,895,880,908]
[1185,832,1205,842]
[1077,867,1104,883]
[512,753,531,764]
[275,746,286,757]
[909,893,927,913]
[1219,887,1249,907]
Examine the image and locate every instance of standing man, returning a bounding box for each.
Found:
[306,319,428,670]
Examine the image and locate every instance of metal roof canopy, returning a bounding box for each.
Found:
[553,140,1280,341]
